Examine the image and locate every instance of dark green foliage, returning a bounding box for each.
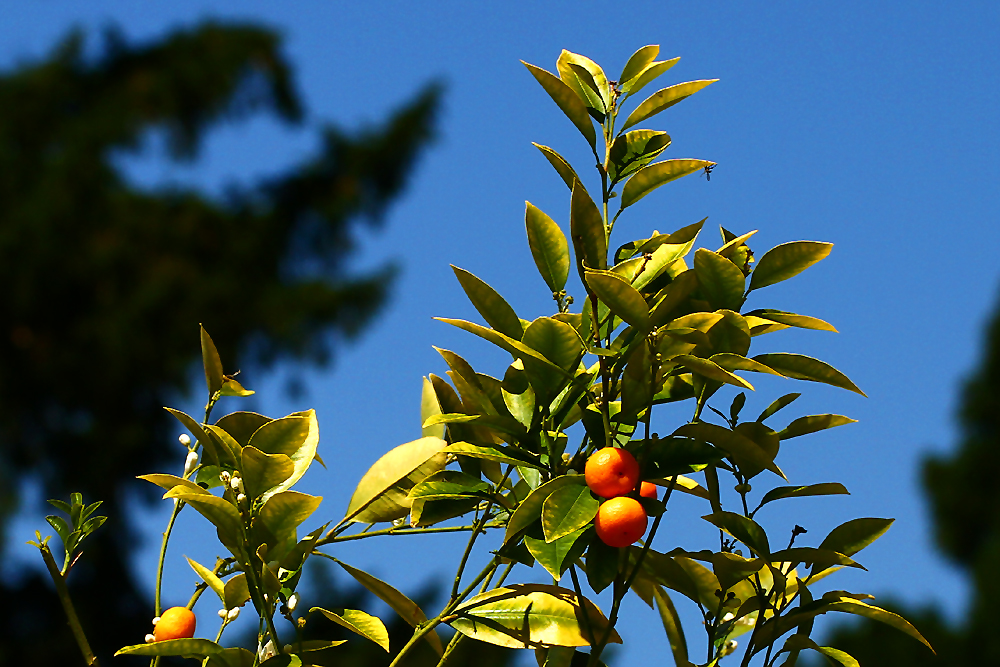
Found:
[0,22,438,666]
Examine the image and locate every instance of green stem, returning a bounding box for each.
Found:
[314,523,486,548]
[450,468,512,601]
[38,542,100,666]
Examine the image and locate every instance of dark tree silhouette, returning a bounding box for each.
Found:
[818,288,1000,664]
[0,23,439,665]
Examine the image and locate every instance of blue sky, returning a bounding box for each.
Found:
[3,1,998,663]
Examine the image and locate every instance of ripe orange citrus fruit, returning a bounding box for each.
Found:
[154,606,196,641]
[585,447,640,498]
[639,481,658,499]
[594,496,648,548]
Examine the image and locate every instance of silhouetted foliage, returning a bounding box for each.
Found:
[0,22,439,666]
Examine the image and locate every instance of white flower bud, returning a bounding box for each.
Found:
[257,639,276,661]
[152,616,160,626]
[262,593,269,603]
[230,475,243,493]
[218,609,227,619]
[144,634,156,643]
[220,470,231,483]
[227,607,240,621]
[183,451,199,476]
[178,433,191,446]
[286,592,299,612]
[722,612,735,622]
[237,493,247,504]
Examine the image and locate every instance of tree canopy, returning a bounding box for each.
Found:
[0,22,439,665]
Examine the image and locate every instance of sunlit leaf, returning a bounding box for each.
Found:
[443,442,543,470]
[693,248,745,311]
[621,80,718,131]
[408,470,492,501]
[450,584,620,648]
[748,241,833,291]
[607,130,671,184]
[744,309,837,332]
[755,393,801,423]
[116,639,223,658]
[619,45,659,87]
[241,447,294,500]
[621,58,680,97]
[782,635,860,667]
[670,355,753,391]
[186,556,225,603]
[526,202,571,293]
[452,266,524,340]
[620,159,714,209]
[585,270,650,329]
[779,414,857,440]
[752,353,866,396]
[344,436,447,524]
[258,491,322,548]
[522,317,585,372]
[505,475,583,545]
[138,473,210,497]
[702,511,770,556]
[570,182,607,277]
[421,377,446,439]
[165,490,243,549]
[310,607,390,652]
[523,61,596,149]
[532,143,585,193]
[541,482,599,543]
[757,483,849,509]
[818,518,894,559]
[200,325,225,396]
[247,410,320,499]
[525,526,590,580]
[224,573,250,610]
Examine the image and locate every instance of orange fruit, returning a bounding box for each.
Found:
[585,447,640,498]
[595,497,648,548]
[154,607,196,641]
[639,481,658,500]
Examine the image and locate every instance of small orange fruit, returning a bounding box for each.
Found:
[594,496,648,548]
[639,481,658,500]
[585,447,640,498]
[154,607,196,642]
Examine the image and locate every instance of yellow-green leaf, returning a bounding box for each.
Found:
[778,414,857,440]
[310,607,389,652]
[607,130,671,184]
[585,271,650,329]
[186,556,225,603]
[669,355,753,391]
[450,584,620,648]
[744,308,837,332]
[138,474,209,497]
[523,61,596,149]
[621,80,718,131]
[570,183,607,275]
[749,241,833,291]
[224,573,250,610]
[532,143,584,192]
[693,248,745,311]
[116,638,223,658]
[200,325,225,396]
[241,447,294,500]
[505,475,582,545]
[541,482,599,543]
[621,58,680,97]
[752,353,866,396]
[452,266,524,340]
[620,159,715,209]
[247,410,320,500]
[344,436,447,524]
[164,490,242,546]
[620,45,659,87]
[521,317,584,372]
[652,586,690,666]
[259,490,322,545]
[525,202,570,293]
[525,525,590,580]
[421,376,445,439]
[818,518,894,558]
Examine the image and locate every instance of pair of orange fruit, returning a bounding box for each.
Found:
[584,447,656,548]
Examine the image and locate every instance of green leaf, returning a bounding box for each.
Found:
[532,143,585,193]
[205,647,256,667]
[422,413,481,428]
[344,436,447,524]
[408,470,492,501]
[607,130,671,184]
[670,355,753,391]
[585,539,619,593]
[45,515,70,545]
[570,183,607,276]
[620,160,715,209]
[584,271,650,329]
[826,598,934,652]
[505,475,583,545]
[452,266,524,339]
[186,556,225,603]
[768,547,863,571]
[620,45,660,87]
[435,318,569,379]
[782,635,860,667]
[621,58,681,97]
[675,422,784,479]
[744,309,837,332]
[450,583,620,648]
[749,241,833,291]
[693,248,745,311]
[116,638,223,658]
[703,511,770,556]
[443,442,543,470]
[523,61,596,149]
[757,483,849,508]
[558,51,610,111]
[421,377,446,439]
[215,411,271,447]
[652,587,691,666]
[165,490,243,548]
[779,414,857,440]
[818,518,894,558]
[310,607,390,652]
[247,411,320,499]
[259,656,302,667]
[522,317,585,372]
[335,558,444,655]
[165,407,227,466]
[224,573,250,610]
[525,525,590,580]
[138,473,209,497]
[621,80,718,131]
[220,377,254,397]
[542,482,599,543]
[630,237,693,292]
[711,353,784,377]
[756,393,801,423]
[258,491,323,546]
[200,325,225,396]
[525,202,571,293]
[752,353,866,396]
[241,447,295,500]
[649,270,700,327]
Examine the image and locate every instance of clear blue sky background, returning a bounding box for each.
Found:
[3,1,998,663]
